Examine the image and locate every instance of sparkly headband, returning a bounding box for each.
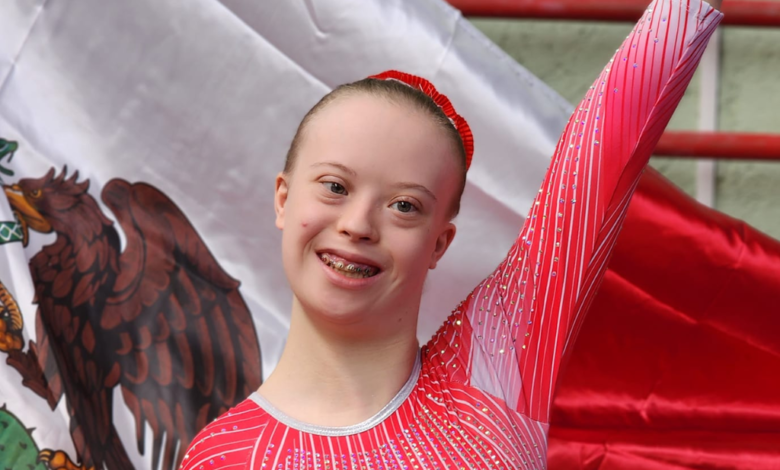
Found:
[368,70,474,170]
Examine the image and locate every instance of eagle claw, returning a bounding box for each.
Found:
[38,448,94,470]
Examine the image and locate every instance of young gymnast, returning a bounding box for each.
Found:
[181,0,722,468]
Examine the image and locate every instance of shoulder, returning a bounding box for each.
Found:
[180,396,269,470]
[421,301,476,385]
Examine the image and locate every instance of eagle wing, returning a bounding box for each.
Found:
[100,179,262,470]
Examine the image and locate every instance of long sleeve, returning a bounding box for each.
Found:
[423,0,722,424]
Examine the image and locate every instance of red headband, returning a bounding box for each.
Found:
[368,70,474,170]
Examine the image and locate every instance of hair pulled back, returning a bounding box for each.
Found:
[283,78,468,217]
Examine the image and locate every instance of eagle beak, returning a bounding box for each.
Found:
[3,184,52,246]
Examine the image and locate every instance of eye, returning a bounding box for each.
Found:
[322,182,347,195]
[28,189,42,198]
[391,201,418,213]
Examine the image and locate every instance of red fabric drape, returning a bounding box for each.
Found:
[548,167,780,469]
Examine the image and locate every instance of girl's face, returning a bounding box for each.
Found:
[274,93,461,333]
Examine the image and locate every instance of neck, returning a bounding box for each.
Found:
[258,297,419,427]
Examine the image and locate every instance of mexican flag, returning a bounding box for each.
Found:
[1,0,777,469]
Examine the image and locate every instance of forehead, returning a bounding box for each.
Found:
[297,93,459,182]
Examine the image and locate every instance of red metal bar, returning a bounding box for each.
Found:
[449,0,780,27]
[654,131,780,160]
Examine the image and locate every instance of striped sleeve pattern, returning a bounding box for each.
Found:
[429,0,722,425]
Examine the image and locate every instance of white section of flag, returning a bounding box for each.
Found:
[0,0,572,467]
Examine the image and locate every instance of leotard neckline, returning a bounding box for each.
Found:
[249,349,422,437]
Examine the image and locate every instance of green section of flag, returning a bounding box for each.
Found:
[0,139,18,183]
[0,221,23,245]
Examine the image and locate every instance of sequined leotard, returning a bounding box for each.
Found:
[180,1,722,468]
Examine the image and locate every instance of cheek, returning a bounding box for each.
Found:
[285,214,323,246]
[280,216,326,280]
[391,228,438,273]
[286,190,327,229]
[284,200,335,251]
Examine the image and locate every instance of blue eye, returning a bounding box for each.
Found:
[392,201,417,213]
[323,182,347,195]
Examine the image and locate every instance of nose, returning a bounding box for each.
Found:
[336,197,379,242]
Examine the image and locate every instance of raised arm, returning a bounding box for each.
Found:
[424,0,722,424]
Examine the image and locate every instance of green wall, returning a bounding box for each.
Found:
[471,15,780,238]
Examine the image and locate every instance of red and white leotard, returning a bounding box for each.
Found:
[181,1,722,468]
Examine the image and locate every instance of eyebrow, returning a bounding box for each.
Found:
[311,161,437,202]
[395,182,437,202]
[310,162,357,176]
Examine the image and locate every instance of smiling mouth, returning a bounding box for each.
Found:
[319,253,380,279]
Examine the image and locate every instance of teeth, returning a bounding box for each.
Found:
[319,253,377,278]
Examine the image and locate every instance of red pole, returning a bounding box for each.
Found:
[654,132,780,160]
[448,2,780,159]
[448,0,780,27]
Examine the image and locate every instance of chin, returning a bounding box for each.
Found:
[288,260,420,330]
[301,293,381,326]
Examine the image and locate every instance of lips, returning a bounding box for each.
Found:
[318,252,380,279]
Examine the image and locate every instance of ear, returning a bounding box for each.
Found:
[429,222,457,270]
[274,172,289,230]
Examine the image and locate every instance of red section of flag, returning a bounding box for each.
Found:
[548,167,780,468]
